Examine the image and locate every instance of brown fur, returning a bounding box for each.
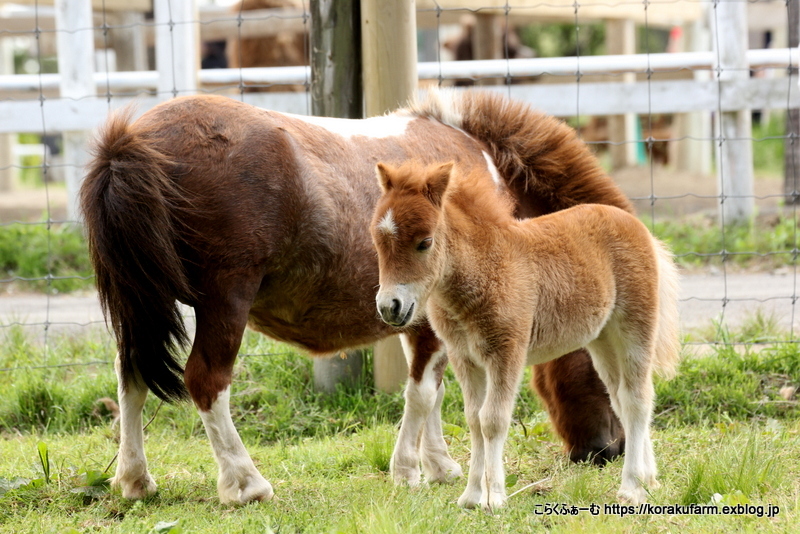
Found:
[81,90,639,502]
[371,161,680,509]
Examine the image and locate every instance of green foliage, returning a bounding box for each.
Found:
[646,213,799,269]
[753,113,786,177]
[0,223,93,293]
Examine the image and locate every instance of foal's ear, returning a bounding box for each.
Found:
[376,162,394,194]
[424,161,454,207]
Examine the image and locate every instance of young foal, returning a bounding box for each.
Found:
[371,161,680,510]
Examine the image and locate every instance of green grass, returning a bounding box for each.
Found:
[0,223,93,293]
[0,320,798,532]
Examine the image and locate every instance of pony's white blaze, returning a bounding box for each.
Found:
[482,151,502,186]
[287,113,414,139]
[377,209,397,236]
[199,385,274,504]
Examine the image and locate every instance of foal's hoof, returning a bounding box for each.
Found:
[617,486,647,506]
[111,473,157,500]
[481,492,507,514]
[390,458,422,487]
[422,456,463,484]
[218,475,274,505]
[457,488,482,509]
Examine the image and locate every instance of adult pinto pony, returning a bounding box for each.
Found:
[371,161,680,510]
[81,89,631,504]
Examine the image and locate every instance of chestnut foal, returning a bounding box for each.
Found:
[371,161,680,510]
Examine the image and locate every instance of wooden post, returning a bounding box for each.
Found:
[473,13,501,85]
[785,0,799,205]
[154,0,199,100]
[109,11,149,72]
[605,18,637,169]
[0,38,15,192]
[361,0,416,392]
[310,0,365,393]
[55,0,97,221]
[361,0,418,116]
[712,0,754,223]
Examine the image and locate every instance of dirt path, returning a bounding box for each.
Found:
[1,271,797,343]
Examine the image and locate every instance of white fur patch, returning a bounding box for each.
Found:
[427,88,464,128]
[288,113,413,139]
[377,209,397,236]
[482,151,502,186]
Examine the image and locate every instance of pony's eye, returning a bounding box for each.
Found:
[416,237,432,252]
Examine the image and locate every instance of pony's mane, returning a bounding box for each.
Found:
[404,89,634,214]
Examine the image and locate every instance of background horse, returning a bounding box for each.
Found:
[371,161,680,510]
[81,89,632,503]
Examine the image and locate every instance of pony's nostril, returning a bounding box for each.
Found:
[391,298,401,317]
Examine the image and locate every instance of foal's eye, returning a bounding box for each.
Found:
[416,237,433,252]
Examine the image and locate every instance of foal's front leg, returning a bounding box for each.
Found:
[185,290,273,504]
[391,327,462,486]
[449,355,488,508]
[110,354,157,499]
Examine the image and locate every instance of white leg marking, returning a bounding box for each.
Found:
[420,379,463,483]
[199,386,274,504]
[111,355,157,499]
[451,359,487,509]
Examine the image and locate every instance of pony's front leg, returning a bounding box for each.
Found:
[450,356,488,509]
[185,289,273,505]
[110,354,157,499]
[391,328,462,486]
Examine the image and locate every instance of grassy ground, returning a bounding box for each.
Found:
[0,325,798,533]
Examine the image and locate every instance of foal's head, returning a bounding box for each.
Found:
[370,161,453,327]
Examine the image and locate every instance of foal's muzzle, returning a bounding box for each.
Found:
[376,286,417,327]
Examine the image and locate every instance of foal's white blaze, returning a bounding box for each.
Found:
[482,151,502,186]
[287,113,414,139]
[199,385,274,503]
[377,209,397,236]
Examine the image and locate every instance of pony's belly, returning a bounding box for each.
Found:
[246,307,395,355]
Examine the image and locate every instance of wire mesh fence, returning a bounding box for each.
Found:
[0,0,797,374]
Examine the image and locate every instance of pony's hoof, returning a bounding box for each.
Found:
[390,458,422,487]
[481,492,507,514]
[218,474,274,504]
[111,473,157,500]
[457,489,482,509]
[422,457,463,484]
[617,486,647,506]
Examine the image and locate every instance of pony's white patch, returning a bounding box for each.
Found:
[287,113,414,139]
[377,209,397,236]
[482,151,502,186]
[199,385,273,503]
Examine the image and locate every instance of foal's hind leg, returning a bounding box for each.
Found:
[391,326,462,485]
[588,338,658,505]
[185,284,273,504]
[110,355,157,499]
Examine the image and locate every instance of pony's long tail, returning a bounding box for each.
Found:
[652,239,681,379]
[80,110,193,402]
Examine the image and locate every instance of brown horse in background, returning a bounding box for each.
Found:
[371,161,680,510]
[81,89,631,503]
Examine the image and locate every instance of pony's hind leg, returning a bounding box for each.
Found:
[185,284,273,504]
[588,338,658,505]
[111,354,157,499]
[392,327,462,486]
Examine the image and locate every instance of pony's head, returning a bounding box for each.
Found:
[370,161,453,327]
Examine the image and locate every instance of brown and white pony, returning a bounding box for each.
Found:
[81,89,632,504]
[371,161,680,510]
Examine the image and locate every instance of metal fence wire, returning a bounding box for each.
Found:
[0,0,797,373]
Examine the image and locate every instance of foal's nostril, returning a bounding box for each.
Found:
[391,298,401,317]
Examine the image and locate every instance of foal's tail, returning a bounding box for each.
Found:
[80,109,192,402]
[652,240,681,379]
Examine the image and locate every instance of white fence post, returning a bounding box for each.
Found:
[155,0,199,100]
[712,0,754,223]
[55,0,97,221]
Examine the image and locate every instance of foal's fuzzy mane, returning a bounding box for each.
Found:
[404,89,634,215]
